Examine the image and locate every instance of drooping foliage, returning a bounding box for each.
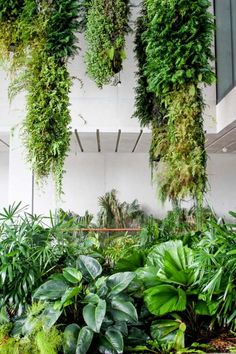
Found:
[134,0,215,203]
[85,0,130,87]
[0,0,81,194]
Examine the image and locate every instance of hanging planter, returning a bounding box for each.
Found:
[85,0,130,87]
[0,0,81,195]
[134,0,215,204]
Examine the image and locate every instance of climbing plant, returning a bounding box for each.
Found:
[134,0,215,204]
[0,0,81,194]
[85,0,130,88]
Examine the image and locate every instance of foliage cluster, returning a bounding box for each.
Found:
[0,202,236,353]
[134,0,215,203]
[0,0,81,194]
[85,0,130,87]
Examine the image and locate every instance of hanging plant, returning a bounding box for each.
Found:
[0,0,81,194]
[134,0,215,204]
[85,0,130,87]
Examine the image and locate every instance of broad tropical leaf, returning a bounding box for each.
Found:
[63,268,83,284]
[83,298,106,333]
[151,319,186,351]
[147,240,195,286]
[76,326,94,354]
[111,296,138,323]
[33,279,68,300]
[64,324,80,354]
[144,284,187,316]
[99,328,124,354]
[77,255,102,280]
[41,305,62,329]
[107,272,135,295]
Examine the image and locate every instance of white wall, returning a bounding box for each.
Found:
[58,153,171,219]
[206,154,236,218]
[0,152,9,211]
[3,144,236,219]
[31,152,236,220]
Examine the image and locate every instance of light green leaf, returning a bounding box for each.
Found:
[107,47,115,60]
[63,268,83,284]
[189,84,196,96]
[144,285,186,316]
[60,286,82,307]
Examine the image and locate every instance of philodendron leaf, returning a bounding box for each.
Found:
[64,324,80,354]
[41,305,62,329]
[111,297,138,323]
[33,279,68,300]
[144,285,186,316]
[83,299,106,333]
[76,326,93,354]
[107,272,135,295]
[99,328,124,354]
[77,255,102,280]
[63,267,83,284]
[60,286,82,308]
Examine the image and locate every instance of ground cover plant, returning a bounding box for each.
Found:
[0,200,236,353]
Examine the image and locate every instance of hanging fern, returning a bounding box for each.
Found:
[85,0,130,87]
[134,0,215,204]
[0,0,81,194]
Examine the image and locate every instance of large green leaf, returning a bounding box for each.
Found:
[33,279,68,300]
[107,272,135,295]
[77,255,102,280]
[144,285,187,316]
[99,328,124,354]
[63,268,83,284]
[41,305,62,329]
[136,266,160,287]
[83,298,106,333]
[76,326,93,354]
[111,296,138,323]
[60,286,82,308]
[64,324,80,354]
[151,319,186,351]
[147,241,195,286]
[115,251,145,272]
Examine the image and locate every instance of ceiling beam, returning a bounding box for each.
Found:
[96,129,101,152]
[75,129,84,152]
[115,129,121,152]
[132,130,143,152]
[206,126,236,149]
[0,139,9,148]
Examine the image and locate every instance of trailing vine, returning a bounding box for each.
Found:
[85,0,130,87]
[0,0,81,194]
[134,0,215,204]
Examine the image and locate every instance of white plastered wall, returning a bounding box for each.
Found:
[0,152,9,211]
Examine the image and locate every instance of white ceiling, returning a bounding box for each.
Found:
[2,125,236,155]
